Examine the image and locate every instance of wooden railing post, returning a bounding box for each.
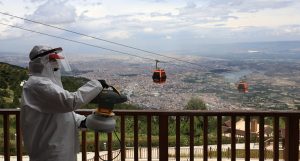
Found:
[94,132,99,161]
[245,116,250,161]
[4,114,10,161]
[82,131,87,161]
[107,133,112,161]
[203,116,208,161]
[259,116,265,161]
[159,115,168,161]
[273,116,279,161]
[231,116,236,161]
[217,116,222,161]
[190,116,194,161]
[16,112,22,161]
[175,116,180,161]
[284,116,299,161]
[121,115,126,161]
[134,116,138,161]
[147,115,152,161]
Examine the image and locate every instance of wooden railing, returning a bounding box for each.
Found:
[0,109,299,161]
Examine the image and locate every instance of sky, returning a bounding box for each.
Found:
[0,0,300,56]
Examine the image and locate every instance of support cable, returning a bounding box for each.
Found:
[0,22,202,71]
[0,22,155,61]
[0,11,203,68]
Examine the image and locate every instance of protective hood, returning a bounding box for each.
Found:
[28,45,63,87]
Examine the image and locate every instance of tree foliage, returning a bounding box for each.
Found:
[0,63,28,108]
[61,76,89,92]
[186,97,207,110]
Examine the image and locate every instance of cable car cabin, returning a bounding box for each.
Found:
[152,69,166,83]
[237,82,249,93]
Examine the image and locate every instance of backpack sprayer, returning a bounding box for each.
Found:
[86,85,127,133]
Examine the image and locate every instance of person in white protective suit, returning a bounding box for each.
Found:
[20,45,109,161]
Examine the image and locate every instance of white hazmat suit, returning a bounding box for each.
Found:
[21,45,102,161]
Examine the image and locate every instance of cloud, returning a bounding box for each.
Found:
[29,0,47,2]
[143,27,153,33]
[177,0,297,25]
[0,24,27,40]
[214,24,226,27]
[178,3,233,24]
[26,0,77,24]
[70,0,299,43]
[141,0,165,2]
[238,0,295,12]
[1,0,300,53]
[165,35,172,39]
[208,0,295,11]
[150,12,173,17]
[273,25,300,36]
[185,1,197,9]
[104,30,131,39]
[93,2,102,6]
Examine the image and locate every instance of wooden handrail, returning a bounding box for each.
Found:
[0,109,299,161]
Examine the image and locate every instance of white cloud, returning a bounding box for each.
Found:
[273,25,300,36]
[0,26,27,40]
[29,0,47,2]
[26,0,77,24]
[104,30,131,40]
[129,13,172,22]
[165,35,172,39]
[144,27,153,33]
[1,0,300,53]
[235,0,295,12]
[208,0,295,12]
[176,0,298,26]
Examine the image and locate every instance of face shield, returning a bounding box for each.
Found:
[48,52,72,72]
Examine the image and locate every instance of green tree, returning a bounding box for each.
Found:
[186,97,207,110]
[0,89,9,97]
[183,97,212,138]
[0,78,8,89]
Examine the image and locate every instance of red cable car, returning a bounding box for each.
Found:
[152,60,167,84]
[237,81,249,93]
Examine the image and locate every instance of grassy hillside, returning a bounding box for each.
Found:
[0,62,28,108]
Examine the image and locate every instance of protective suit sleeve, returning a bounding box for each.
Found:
[22,78,102,113]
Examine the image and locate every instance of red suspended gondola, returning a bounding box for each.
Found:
[152,60,167,84]
[237,81,249,93]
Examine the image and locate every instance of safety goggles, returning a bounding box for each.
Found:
[31,47,63,60]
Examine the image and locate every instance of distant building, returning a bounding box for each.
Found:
[222,118,273,137]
